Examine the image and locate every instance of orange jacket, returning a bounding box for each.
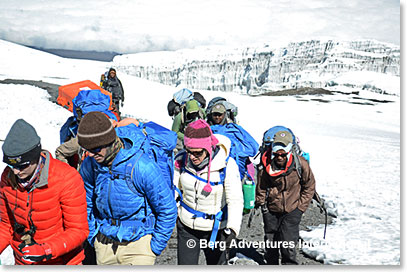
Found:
[0,151,89,265]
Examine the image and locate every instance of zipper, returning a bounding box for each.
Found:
[107,170,114,218]
[282,176,286,212]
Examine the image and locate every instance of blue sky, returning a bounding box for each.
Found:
[0,0,400,53]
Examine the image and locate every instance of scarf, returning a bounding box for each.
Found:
[261,149,294,177]
[102,137,123,166]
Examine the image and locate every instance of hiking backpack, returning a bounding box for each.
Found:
[211,123,259,181]
[211,123,259,212]
[121,122,178,197]
[167,88,206,117]
[206,97,238,123]
[258,125,310,171]
[59,89,118,144]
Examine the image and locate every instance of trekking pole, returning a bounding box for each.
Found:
[323,206,327,239]
[253,151,261,160]
[247,208,256,228]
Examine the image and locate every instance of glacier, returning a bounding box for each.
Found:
[112,39,400,97]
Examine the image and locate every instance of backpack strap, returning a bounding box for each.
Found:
[179,152,229,186]
[177,151,230,250]
[180,201,228,250]
[291,144,303,179]
[108,152,155,240]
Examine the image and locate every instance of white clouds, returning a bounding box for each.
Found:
[0,0,400,53]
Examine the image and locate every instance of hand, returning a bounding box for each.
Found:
[222,228,236,248]
[260,204,269,214]
[254,202,263,209]
[121,101,124,107]
[19,243,52,264]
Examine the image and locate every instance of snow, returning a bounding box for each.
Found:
[0,38,400,266]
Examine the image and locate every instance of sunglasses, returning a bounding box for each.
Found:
[186,149,206,158]
[186,112,199,120]
[212,112,224,117]
[84,144,110,154]
[272,152,289,158]
[8,161,31,171]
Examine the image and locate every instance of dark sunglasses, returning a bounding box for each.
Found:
[8,161,31,171]
[186,149,206,158]
[273,152,288,158]
[212,112,224,117]
[186,112,199,120]
[84,144,110,154]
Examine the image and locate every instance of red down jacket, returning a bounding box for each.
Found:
[0,151,89,265]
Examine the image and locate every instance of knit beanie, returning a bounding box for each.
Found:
[272,130,293,153]
[2,119,42,166]
[184,119,218,194]
[77,111,116,150]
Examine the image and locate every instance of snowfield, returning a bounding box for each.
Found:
[0,39,400,266]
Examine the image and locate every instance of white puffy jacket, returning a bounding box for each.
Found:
[174,134,243,235]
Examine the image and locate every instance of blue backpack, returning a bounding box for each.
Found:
[122,122,178,197]
[59,89,117,144]
[210,123,259,181]
[259,125,310,170]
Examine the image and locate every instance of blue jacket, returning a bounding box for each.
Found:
[80,125,177,256]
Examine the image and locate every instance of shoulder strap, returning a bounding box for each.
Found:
[291,144,303,179]
[179,152,229,186]
[124,152,144,195]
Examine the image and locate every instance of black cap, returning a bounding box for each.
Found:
[2,119,42,166]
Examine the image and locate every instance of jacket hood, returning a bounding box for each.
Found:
[111,124,145,167]
[186,100,200,114]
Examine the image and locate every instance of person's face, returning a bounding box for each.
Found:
[86,146,109,164]
[186,148,208,166]
[211,112,225,124]
[109,70,116,78]
[273,149,289,168]
[11,161,38,180]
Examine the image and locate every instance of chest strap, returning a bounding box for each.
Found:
[180,201,227,250]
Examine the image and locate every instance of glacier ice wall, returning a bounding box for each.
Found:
[113,40,400,96]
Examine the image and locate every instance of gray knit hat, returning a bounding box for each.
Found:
[2,119,42,166]
[77,111,116,150]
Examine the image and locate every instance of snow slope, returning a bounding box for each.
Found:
[0,40,400,266]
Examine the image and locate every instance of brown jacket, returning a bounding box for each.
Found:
[256,156,315,213]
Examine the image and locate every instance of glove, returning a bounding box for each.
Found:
[121,101,124,107]
[19,243,52,264]
[222,228,236,248]
[260,204,269,214]
[254,202,263,209]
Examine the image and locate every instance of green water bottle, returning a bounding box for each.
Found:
[242,175,255,214]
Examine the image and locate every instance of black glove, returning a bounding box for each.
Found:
[260,204,269,214]
[222,228,236,248]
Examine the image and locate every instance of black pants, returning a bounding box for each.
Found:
[82,240,97,265]
[177,219,228,265]
[262,208,303,265]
